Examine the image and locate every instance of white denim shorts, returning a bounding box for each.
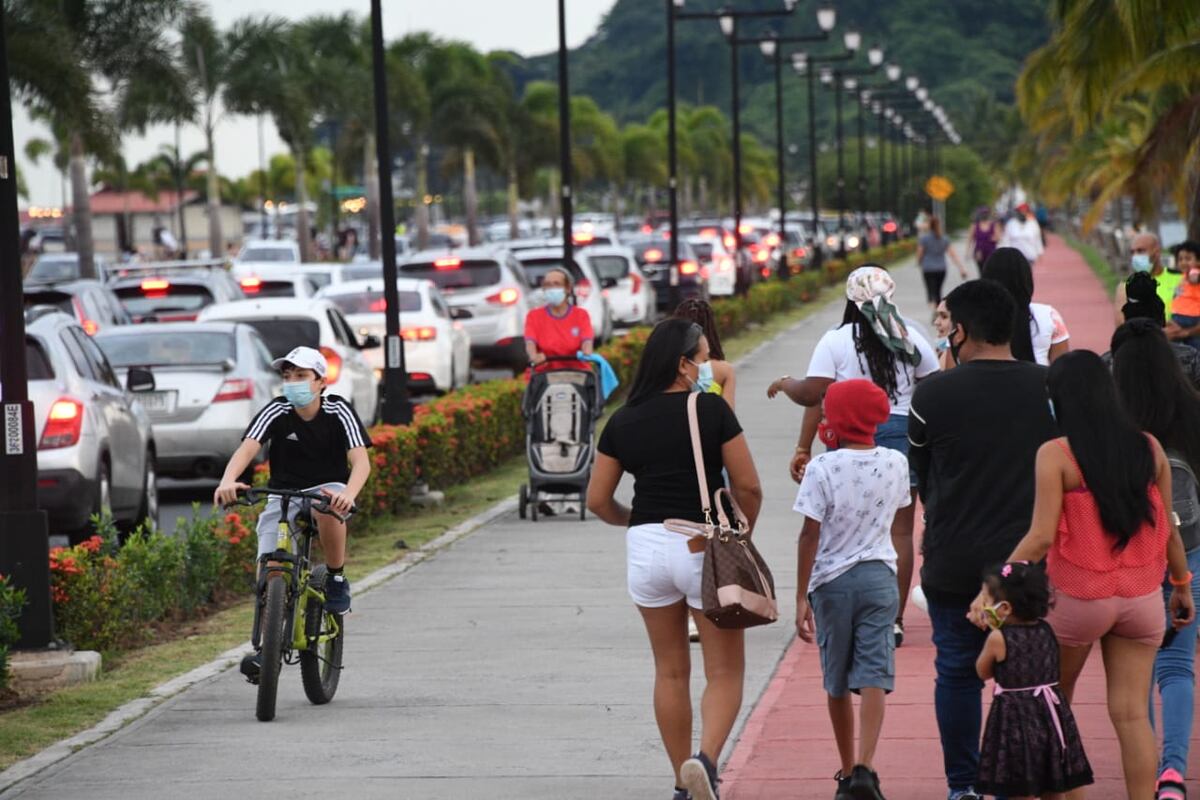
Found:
[255,482,346,557]
[626,523,704,609]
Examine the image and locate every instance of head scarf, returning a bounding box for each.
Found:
[845,266,922,366]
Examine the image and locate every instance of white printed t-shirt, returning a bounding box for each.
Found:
[1029,302,1070,366]
[794,447,911,592]
[805,323,939,415]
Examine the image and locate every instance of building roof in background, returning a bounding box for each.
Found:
[89,188,200,216]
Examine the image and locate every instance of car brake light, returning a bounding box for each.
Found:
[640,224,652,234]
[575,279,592,300]
[738,223,753,235]
[764,232,781,247]
[644,248,663,263]
[141,278,170,294]
[723,234,736,249]
[240,277,263,294]
[573,232,594,244]
[720,256,734,272]
[679,260,699,276]
[754,248,769,263]
[761,266,772,278]
[81,319,99,336]
[409,372,432,382]
[883,221,897,233]
[699,228,719,239]
[792,247,807,258]
[214,378,253,402]
[434,258,462,270]
[368,298,388,312]
[630,272,642,294]
[401,326,437,341]
[319,346,342,384]
[39,398,83,449]
[486,287,520,305]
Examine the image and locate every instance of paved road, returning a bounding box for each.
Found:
[5,253,932,799]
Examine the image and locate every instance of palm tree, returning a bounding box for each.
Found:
[387,34,437,250]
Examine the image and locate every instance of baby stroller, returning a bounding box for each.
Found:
[519,356,601,522]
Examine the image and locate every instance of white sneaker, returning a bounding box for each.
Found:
[688,617,700,642]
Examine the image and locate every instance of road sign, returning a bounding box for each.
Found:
[925,175,955,201]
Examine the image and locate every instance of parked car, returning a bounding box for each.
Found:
[94,322,279,480]
[24,307,158,539]
[196,298,379,421]
[510,247,613,344]
[626,235,706,312]
[23,279,131,335]
[235,273,320,299]
[318,278,472,395]
[582,246,656,326]
[110,267,244,323]
[26,252,113,283]
[686,235,736,297]
[234,239,301,267]
[397,248,533,373]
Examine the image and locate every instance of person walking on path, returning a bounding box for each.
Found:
[1166,240,1200,349]
[975,562,1094,799]
[1104,276,1200,388]
[982,247,1071,365]
[768,266,939,648]
[587,318,763,800]
[908,279,1058,800]
[1114,232,1180,326]
[969,207,1000,268]
[524,267,595,373]
[1001,202,1044,266]
[916,215,969,311]
[983,351,1195,800]
[1111,321,1200,797]
[793,379,910,800]
[674,298,737,409]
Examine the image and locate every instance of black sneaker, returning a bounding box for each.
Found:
[848,764,885,800]
[680,752,720,800]
[834,770,853,799]
[324,572,351,615]
[239,651,261,685]
[673,789,691,800]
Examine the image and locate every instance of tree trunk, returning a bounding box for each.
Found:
[699,176,709,216]
[1189,177,1200,242]
[611,182,621,231]
[415,144,430,250]
[206,128,223,260]
[364,131,381,260]
[295,149,312,262]
[463,147,479,246]
[68,130,96,279]
[507,161,520,239]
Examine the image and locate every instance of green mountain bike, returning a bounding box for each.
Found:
[232,488,356,722]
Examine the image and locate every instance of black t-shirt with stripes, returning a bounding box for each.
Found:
[242,394,372,489]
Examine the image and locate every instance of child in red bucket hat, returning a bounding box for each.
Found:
[794,379,912,799]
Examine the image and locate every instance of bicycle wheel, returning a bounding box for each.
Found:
[300,565,343,705]
[256,577,287,722]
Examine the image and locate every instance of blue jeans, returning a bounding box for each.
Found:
[1150,545,1200,776]
[928,595,989,792]
[1173,314,1200,350]
[870,414,918,487]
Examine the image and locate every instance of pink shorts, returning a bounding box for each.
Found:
[1046,588,1164,648]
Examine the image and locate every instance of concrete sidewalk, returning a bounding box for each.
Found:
[1,254,936,798]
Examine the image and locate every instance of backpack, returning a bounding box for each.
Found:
[1167,449,1200,551]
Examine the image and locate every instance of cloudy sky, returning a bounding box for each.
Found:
[14,0,613,207]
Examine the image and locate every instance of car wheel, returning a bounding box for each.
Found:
[135,450,159,531]
[92,458,113,521]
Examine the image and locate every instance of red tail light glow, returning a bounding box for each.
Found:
[434,258,462,270]
[485,287,520,306]
[761,266,772,278]
[883,221,897,233]
[738,223,754,235]
[141,278,170,294]
[679,260,699,276]
[791,247,808,258]
[753,248,770,263]
[764,232,781,247]
[368,298,388,312]
[719,256,734,272]
[644,248,663,263]
[723,234,736,250]
[640,224,653,234]
[319,346,342,384]
[410,372,433,382]
[572,232,594,245]
[401,326,437,341]
[630,272,643,294]
[214,378,253,402]
[81,319,99,336]
[240,277,263,293]
[699,228,720,239]
[39,398,83,449]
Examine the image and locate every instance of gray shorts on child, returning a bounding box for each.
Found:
[254,482,347,557]
[809,560,900,697]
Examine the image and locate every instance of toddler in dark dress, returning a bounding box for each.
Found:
[975,562,1093,799]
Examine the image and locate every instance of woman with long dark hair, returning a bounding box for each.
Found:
[768,266,939,646]
[985,351,1194,799]
[981,247,1070,365]
[674,298,737,409]
[587,318,762,800]
[1111,320,1200,796]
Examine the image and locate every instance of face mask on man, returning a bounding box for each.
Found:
[1131,253,1153,273]
[544,287,567,306]
[282,380,317,408]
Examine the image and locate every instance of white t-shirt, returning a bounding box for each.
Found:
[805,322,940,416]
[794,447,911,592]
[1029,302,1070,366]
[1002,217,1044,263]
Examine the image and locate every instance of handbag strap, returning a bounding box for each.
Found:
[685,393,748,532]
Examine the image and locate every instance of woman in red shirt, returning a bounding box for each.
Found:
[974,352,1194,799]
[524,267,594,372]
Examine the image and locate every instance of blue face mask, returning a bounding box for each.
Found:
[544,287,567,306]
[1131,253,1152,273]
[688,359,715,392]
[282,380,317,408]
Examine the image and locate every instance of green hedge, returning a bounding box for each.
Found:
[39,240,916,655]
[0,575,24,691]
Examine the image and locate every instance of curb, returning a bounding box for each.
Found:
[0,494,518,795]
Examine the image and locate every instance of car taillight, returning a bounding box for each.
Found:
[723,234,736,250]
[792,247,807,258]
[214,378,253,402]
[761,266,772,278]
[485,287,520,306]
[401,326,437,341]
[753,248,769,263]
[640,224,652,234]
[141,278,170,297]
[434,257,462,270]
[368,298,388,312]
[630,272,642,294]
[39,398,83,450]
[644,248,663,263]
[240,277,263,294]
[409,372,433,382]
[679,260,699,276]
[320,346,342,384]
[719,256,734,272]
[81,319,99,336]
[764,232,781,247]
[883,221,897,233]
[575,279,592,300]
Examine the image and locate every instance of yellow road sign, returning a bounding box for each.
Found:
[925,175,955,201]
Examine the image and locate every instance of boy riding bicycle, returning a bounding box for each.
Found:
[213,346,371,675]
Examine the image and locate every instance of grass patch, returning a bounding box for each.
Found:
[1064,234,1121,296]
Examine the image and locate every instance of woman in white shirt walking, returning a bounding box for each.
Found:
[982,247,1070,365]
[768,266,939,645]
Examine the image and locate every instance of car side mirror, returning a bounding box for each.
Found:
[359,333,381,349]
[126,366,156,393]
[449,307,471,320]
[600,276,618,289]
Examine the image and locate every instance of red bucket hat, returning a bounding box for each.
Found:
[823,379,891,446]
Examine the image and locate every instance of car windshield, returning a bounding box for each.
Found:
[327,290,422,315]
[98,332,237,367]
[27,257,79,283]
[588,255,630,281]
[114,284,215,319]
[25,338,54,380]
[238,319,321,358]
[519,258,585,287]
[399,260,501,291]
[239,247,296,262]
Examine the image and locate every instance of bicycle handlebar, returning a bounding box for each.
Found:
[227,487,358,524]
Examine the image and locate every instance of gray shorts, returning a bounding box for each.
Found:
[254,482,346,557]
[810,560,899,697]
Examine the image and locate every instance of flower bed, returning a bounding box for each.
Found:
[36,241,915,655]
[0,575,24,691]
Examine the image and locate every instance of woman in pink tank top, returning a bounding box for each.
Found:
[971,352,1194,800]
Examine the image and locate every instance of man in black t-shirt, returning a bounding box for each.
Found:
[215,346,371,630]
[908,280,1056,800]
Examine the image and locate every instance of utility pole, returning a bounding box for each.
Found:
[557,0,574,267]
[665,0,680,307]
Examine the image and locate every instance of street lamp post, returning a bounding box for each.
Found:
[666,0,681,305]
[0,6,54,647]
[557,0,574,267]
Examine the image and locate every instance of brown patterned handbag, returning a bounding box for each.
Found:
[663,393,778,629]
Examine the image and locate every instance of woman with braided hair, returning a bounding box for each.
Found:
[769,266,940,646]
[673,298,737,409]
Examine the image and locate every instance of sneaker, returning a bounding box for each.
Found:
[239,651,261,685]
[1157,768,1187,800]
[894,620,905,648]
[324,572,352,614]
[680,752,720,800]
[848,765,885,800]
[537,501,557,517]
[688,616,701,643]
[673,789,691,800]
[833,770,853,800]
[947,789,982,800]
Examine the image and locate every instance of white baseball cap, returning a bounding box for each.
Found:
[271,346,327,378]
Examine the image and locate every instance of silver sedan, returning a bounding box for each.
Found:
[94,322,280,480]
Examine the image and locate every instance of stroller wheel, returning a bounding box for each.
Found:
[530,493,539,522]
[578,502,586,521]
[518,484,528,520]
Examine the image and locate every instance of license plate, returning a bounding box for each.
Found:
[139,391,177,415]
